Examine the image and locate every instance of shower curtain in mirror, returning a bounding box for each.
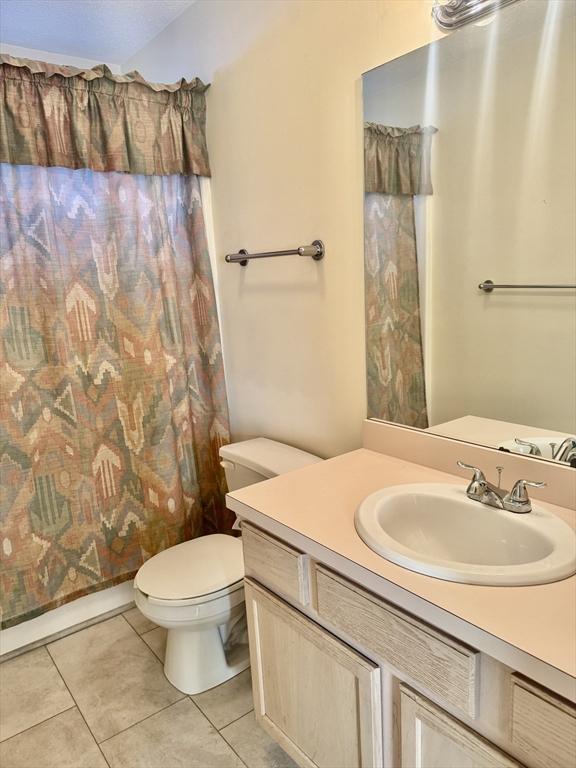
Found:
[0,56,231,628]
[364,123,436,428]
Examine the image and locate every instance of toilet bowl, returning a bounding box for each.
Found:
[134,438,322,694]
[134,534,247,694]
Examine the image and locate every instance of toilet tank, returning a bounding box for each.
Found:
[219,438,322,491]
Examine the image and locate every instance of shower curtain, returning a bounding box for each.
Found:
[0,56,230,628]
[364,123,436,428]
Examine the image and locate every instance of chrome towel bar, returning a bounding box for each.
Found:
[479,279,576,293]
[225,240,324,266]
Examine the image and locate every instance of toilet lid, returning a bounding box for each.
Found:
[219,438,322,479]
[135,534,244,601]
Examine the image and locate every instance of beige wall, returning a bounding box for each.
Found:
[125,0,442,458]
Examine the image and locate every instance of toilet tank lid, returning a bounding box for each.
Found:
[135,535,243,600]
[219,438,322,479]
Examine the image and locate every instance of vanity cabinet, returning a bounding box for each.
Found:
[244,579,383,768]
[240,522,576,768]
[399,686,522,768]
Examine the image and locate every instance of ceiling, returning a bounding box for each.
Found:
[0,0,196,65]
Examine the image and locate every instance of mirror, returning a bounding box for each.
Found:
[363,0,576,465]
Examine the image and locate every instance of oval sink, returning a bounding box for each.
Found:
[355,484,576,586]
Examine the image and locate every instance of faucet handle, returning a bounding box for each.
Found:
[457,460,486,478]
[514,438,542,456]
[457,461,487,500]
[503,479,547,514]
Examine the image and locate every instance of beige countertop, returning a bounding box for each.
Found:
[429,415,572,449]
[227,449,576,698]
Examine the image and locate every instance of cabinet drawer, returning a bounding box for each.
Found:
[241,522,309,605]
[511,675,576,768]
[314,565,479,717]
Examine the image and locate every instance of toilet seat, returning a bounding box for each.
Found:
[135,534,244,603]
[142,579,244,608]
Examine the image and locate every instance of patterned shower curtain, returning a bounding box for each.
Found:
[0,165,230,628]
[364,124,436,428]
[0,56,231,629]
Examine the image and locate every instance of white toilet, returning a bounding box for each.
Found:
[134,438,322,694]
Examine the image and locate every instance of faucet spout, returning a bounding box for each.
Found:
[553,437,576,464]
[479,481,506,509]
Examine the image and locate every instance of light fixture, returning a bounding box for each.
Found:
[432,0,523,31]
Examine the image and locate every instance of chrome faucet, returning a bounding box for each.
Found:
[552,437,576,465]
[457,461,546,514]
[514,438,541,457]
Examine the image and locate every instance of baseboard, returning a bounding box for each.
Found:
[0,580,136,660]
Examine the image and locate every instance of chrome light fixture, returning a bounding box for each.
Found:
[432,0,523,30]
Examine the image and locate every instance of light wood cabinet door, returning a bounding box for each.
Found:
[245,579,383,768]
[511,676,576,768]
[400,686,523,768]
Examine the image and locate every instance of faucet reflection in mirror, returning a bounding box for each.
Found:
[432,0,523,31]
[364,124,436,428]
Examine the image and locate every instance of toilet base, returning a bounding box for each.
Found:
[164,624,250,694]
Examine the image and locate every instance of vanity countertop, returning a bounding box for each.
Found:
[226,448,576,698]
[429,415,572,448]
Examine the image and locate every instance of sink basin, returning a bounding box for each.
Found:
[355,484,576,585]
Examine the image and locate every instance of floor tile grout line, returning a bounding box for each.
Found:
[140,626,160,639]
[97,695,187,746]
[0,703,76,746]
[222,739,250,768]
[188,692,255,734]
[216,706,256,733]
[185,697,250,768]
[210,700,296,768]
[140,627,165,663]
[216,721,251,768]
[45,644,112,768]
[120,611,157,637]
[118,615,171,671]
[0,645,75,744]
[50,613,182,749]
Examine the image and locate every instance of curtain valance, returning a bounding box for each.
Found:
[0,55,211,176]
[364,123,437,196]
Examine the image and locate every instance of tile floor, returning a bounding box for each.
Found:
[0,608,298,768]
